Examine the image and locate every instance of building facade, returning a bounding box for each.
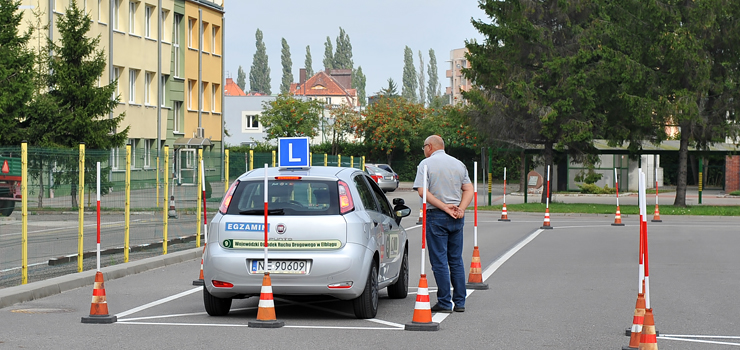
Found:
[446,48,471,105]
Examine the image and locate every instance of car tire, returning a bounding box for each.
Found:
[0,201,14,217]
[352,263,379,319]
[386,248,408,299]
[203,286,232,316]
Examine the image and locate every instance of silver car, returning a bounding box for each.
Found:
[203,166,411,319]
[364,165,398,192]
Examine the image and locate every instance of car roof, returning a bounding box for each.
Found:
[237,166,361,181]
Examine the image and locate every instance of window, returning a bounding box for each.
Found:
[173,101,182,132]
[129,1,136,34]
[111,147,121,170]
[129,140,136,169]
[187,80,195,109]
[201,82,207,111]
[129,69,138,103]
[144,5,152,38]
[211,84,217,112]
[97,0,102,22]
[245,115,259,130]
[202,22,209,52]
[144,72,153,105]
[211,26,217,54]
[188,18,195,48]
[173,14,181,77]
[143,139,152,168]
[161,74,167,106]
[160,9,168,42]
[112,66,121,98]
[113,0,120,30]
[353,176,378,212]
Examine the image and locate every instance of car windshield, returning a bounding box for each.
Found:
[227,180,340,216]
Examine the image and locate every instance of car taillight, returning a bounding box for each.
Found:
[370,175,381,183]
[394,174,398,180]
[338,180,354,214]
[219,180,239,213]
[212,280,233,288]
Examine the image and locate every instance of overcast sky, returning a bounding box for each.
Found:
[223,0,485,98]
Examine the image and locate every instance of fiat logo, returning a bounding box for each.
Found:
[276,223,286,234]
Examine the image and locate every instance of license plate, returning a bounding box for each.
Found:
[250,260,309,274]
[384,176,393,180]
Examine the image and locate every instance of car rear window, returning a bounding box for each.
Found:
[227,180,339,216]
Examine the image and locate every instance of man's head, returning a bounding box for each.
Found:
[423,135,444,157]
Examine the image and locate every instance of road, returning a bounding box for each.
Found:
[1,188,738,349]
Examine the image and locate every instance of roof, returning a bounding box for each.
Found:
[290,71,357,105]
[174,137,212,148]
[224,78,246,96]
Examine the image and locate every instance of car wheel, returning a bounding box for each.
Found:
[0,201,14,217]
[203,286,232,316]
[386,248,408,299]
[352,263,379,319]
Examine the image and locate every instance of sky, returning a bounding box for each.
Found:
[223,0,485,98]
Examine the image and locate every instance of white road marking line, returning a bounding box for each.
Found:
[366,318,405,328]
[659,336,740,346]
[117,311,209,322]
[115,287,201,318]
[661,334,740,340]
[116,321,402,330]
[482,229,543,282]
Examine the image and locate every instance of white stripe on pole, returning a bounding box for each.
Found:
[545,165,550,208]
[638,169,645,294]
[200,158,207,243]
[96,162,100,272]
[264,164,268,270]
[474,162,477,247]
[642,170,650,309]
[422,164,427,275]
[614,168,619,207]
[503,167,506,204]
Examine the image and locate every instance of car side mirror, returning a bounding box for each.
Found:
[394,204,411,225]
[393,198,405,206]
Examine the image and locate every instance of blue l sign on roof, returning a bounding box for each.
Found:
[278,137,310,169]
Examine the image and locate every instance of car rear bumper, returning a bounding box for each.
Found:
[204,242,374,300]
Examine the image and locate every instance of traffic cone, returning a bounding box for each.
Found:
[651,204,662,222]
[248,273,284,328]
[81,271,117,324]
[622,293,645,349]
[638,308,658,349]
[168,195,178,219]
[405,274,439,331]
[416,208,423,225]
[193,245,205,286]
[540,208,553,229]
[498,203,511,222]
[466,246,489,290]
[612,206,625,226]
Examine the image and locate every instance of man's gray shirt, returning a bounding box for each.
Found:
[413,150,471,210]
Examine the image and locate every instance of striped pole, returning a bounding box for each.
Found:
[96,162,101,272]
[201,158,208,244]
[421,164,427,275]
[541,165,552,229]
[638,169,646,295]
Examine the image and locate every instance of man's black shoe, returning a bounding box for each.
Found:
[431,304,452,313]
[454,306,465,312]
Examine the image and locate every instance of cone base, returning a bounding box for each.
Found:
[248,319,285,328]
[651,219,662,222]
[540,226,553,229]
[81,314,117,324]
[498,218,511,222]
[621,346,637,350]
[624,328,659,336]
[193,279,204,286]
[404,321,439,331]
[466,282,489,290]
[611,223,625,226]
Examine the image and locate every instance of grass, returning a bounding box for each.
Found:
[730,190,740,196]
[479,203,740,216]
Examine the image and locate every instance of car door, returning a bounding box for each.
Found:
[352,174,383,267]
[364,175,402,284]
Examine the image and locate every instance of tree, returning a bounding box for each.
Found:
[280,38,293,94]
[427,48,439,106]
[417,50,426,107]
[353,66,366,106]
[323,36,333,71]
[333,27,353,70]
[422,105,480,149]
[401,46,418,102]
[41,1,128,207]
[328,104,360,154]
[356,97,425,164]
[236,65,246,91]
[0,0,35,146]
[259,94,323,140]
[464,0,602,203]
[249,29,271,94]
[378,78,398,97]
[304,45,313,78]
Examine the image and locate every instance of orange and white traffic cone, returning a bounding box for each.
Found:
[193,245,205,286]
[466,246,489,290]
[416,208,423,225]
[168,195,178,218]
[248,273,284,328]
[638,308,658,349]
[623,293,646,349]
[541,208,553,229]
[651,204,662,223]
[81,271,117,324]
[405,274,439,331]
[612,206,625,226]
[498,203,511,222]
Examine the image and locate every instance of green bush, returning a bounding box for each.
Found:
[578,183,617,194]
[730,190,740,196]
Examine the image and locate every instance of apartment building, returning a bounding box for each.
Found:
[446,48,471,105]
[19,0,224,184]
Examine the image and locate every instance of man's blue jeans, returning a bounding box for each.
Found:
[425,209,466,309]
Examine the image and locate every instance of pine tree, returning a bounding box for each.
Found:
[323,36,333,71]
[304,45,313,78]
[379,78,398,97]
[236,65,246,91]
[0,0,35,145]
[427,48,439,105]
[352,66,366,106]
[333,27,353,70]
[417,50,426,107]
[280,38,293,94]
[401,46,418,102]
[249,28,271,94]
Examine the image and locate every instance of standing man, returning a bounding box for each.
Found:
[413,135,474,313]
